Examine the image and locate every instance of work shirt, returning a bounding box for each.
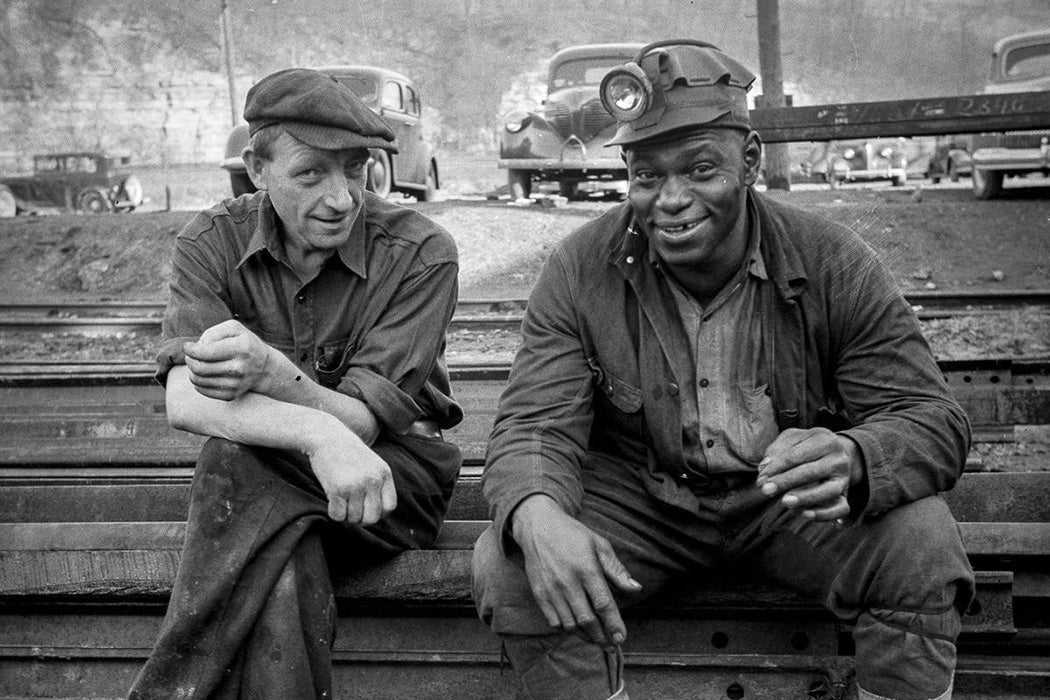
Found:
[666,223,776,479]
[482,189,971,550]
[156,190,462,433]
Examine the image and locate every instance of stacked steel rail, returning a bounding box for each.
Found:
[1,290,1048,334]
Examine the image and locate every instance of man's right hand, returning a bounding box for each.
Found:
[511,495,642,645]
[306,422,396,525]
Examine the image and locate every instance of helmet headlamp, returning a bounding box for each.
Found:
[600,63,652,122]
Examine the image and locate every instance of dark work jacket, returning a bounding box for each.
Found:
[482,189,971,547]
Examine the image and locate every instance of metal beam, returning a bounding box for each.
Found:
[751,90,1050,142]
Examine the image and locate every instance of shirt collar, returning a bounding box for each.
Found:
[236,193,369,279]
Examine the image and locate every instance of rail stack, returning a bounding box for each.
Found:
[1,346,1049,698]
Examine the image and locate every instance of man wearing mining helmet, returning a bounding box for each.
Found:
[472,40,973,700]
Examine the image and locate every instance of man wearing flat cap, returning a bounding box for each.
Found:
[129,68,462,698]
[473,40,973,700]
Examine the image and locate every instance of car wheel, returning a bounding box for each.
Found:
[419,161,438,202]
[77,189,111,214]
[971,168,1003,200]
[892,173,907,187]
[230,171,257,197]
[368,150,392,198]
[929,175,942,184]
[0,185,17,217]
[508,169,531,200]
[558,180,578,200]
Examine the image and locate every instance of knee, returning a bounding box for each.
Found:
[858,497,973,610]
[192,438,275,505]
[471,526,551,635]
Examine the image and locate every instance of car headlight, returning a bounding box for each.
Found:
[504,111,531,134]
[599,63,652,122]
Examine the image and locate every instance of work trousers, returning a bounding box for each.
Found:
[128,433,461,700]
[473,451,974,700]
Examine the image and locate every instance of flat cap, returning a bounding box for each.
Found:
[244,68,398,153]
[604,41,755,147]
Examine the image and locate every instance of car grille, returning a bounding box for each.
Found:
[545,100,616,142]
[1001,131,1050,149]
[974,130,1050,149]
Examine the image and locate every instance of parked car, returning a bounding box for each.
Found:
[969,29,1050,199]
[799,139,908,188]
[926,135,973,183]
[498,43,643,200]
[0,151,144,217]
[221,65,439,201]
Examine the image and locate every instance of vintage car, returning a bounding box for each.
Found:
[969,29,1050,199]
[925,135,973,183]
[799,139,908,188]
[221,65,439,201]
[498,43,643,199]
[0,151,144,216]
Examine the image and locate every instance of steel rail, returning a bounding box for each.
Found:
[2,291,1049,333]
[1,355,1047,387]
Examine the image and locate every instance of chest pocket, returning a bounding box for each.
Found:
[315,338,356,388]
[588,357,644,438]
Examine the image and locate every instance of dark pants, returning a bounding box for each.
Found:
[129,433,461,700]
[473,451,974,700]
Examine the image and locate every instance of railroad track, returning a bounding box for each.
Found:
[1,290,1048,333]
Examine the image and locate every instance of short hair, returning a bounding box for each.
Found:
[247,123,286,162]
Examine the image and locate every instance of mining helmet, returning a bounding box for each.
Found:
[600,39,756,147]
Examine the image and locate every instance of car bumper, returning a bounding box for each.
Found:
[841,167,907,181]
[221,156,245,173]
[971,146,1050,171]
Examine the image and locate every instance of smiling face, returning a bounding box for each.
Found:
[245,129,370,266]
[626,127,762,290]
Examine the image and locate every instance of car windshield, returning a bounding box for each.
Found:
[550,56,632,89]
[1003,42,1050,79]
[336,75,379,104]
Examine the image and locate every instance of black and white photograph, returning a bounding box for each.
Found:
[1,2,1048,698]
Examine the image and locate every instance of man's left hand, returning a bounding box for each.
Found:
[755,427,863,522]
[183,320,291,401]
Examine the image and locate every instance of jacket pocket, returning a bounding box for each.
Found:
[734,383,780,465]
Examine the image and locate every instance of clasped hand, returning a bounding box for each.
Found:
[755,427,863,521]
[183,319,291,400]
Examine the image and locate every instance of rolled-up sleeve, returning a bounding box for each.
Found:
[336,239,459,433]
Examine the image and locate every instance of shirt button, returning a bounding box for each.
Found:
[705,439,715,448]
[297,294,306,304]
[626,256,635,264]
[699,377,710,388]
[668,382,679,396]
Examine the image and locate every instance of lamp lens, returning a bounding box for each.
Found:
[607,75,643,113]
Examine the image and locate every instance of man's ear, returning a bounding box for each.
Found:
[742,130,763,186]
[242,148,267,191]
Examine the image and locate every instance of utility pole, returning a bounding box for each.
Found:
[220,0,239,127]
[756,0,791,191]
